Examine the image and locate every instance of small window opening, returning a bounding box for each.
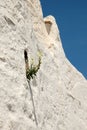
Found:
[45,21,52,34]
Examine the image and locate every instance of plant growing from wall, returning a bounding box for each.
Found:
[24,49,42,126]
[24,49,42,80]
[26,55,41,80]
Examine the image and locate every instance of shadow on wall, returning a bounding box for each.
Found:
[44,21,52,34]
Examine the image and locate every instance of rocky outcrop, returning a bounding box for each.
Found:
[0,0,87,130]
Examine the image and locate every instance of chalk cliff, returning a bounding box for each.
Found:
[0,0,87,130]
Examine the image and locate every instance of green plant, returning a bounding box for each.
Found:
[26,56,41,80]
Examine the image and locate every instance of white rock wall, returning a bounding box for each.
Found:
[0,0,87,130]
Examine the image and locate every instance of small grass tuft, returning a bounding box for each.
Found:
[26,56,41,80]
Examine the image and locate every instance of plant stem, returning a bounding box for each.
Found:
[27,79,38,126]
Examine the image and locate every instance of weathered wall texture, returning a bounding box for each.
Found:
[0,0,87,130]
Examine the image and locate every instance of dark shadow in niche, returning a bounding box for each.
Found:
[45,21,52,34]
[24,49,29,75]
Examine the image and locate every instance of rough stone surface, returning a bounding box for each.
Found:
[0,0,87,130]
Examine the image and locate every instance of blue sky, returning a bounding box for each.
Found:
[40,0,87,79]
